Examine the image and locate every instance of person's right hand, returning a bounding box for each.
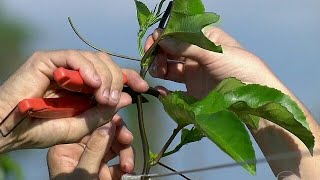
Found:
[145,27,320,179]
[0,50,148,153]
[145,27,287,99]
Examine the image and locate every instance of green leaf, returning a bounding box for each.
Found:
[236,112,260,129]
[163,0,222,53]
[225,84,315,151]
[171,0,205,15]
[164,127,205,157]
[215,77,245,94]
[134,0,152,28]
[195,110,256,174]
[161,91,197,127]
[192,91,229,115]
[140,0,222,76]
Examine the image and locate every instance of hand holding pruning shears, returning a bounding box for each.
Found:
[0,50,149,154]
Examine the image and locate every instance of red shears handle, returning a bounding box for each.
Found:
[18,67,127,118]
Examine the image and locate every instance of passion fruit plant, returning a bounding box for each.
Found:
[70,0,315,178]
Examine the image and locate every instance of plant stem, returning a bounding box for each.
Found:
[139,36,163,78]
[68,16,141,61]
[136,95,150,175]
[158,162,191,180]
[151,126,183,166]
[163,143,183,157]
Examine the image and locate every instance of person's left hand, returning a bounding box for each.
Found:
[47,115,134,180]
[0,50,148,153]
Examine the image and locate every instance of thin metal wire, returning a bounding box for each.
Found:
[68,17,141,62]
[141,150,319,179]
[158,162,191,180]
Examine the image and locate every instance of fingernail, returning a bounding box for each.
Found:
[110,90,120,101]
[103,89,109,100]
[93,74,101,82]
[151,64,158,75]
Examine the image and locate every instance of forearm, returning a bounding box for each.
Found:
[250,69,320,178]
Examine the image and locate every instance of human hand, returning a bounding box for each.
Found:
[145,27,287,99]
[146,27,320,178]
[0,50,148,153]
[47,115,134,180]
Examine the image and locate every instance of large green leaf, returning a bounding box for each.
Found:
[163,0,222,53]
[160,91,197,127]
[164,127,205,157]
[191,91,229,115]
[225,84,315,151]
[235,112,260,129]
[171,0,205,15]
[214,78,260,129]
[195,110,256,174]
[161,91,257,174]
[215,77,245,94]
[134,0,151,28]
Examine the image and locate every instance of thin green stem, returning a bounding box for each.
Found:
[136,95,150,175]
[163,143,183,157]
[68,17,141,61]
[151,126,183,166]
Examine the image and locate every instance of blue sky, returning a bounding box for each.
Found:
[2,0,320,179]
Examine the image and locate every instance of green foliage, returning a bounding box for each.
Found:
[0,155,23,180]
[163,0,221,52]
[134,0,166,56]
[164,127,205,157]
[161,91,197,127]
[138,0,222,77]
[160,78,314,174]
[195,110,256,174]
[224,84,314,151]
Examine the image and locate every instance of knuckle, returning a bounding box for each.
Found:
[64,49,79,58]
[96,52,111,61]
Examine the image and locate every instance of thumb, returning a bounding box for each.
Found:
[75,123,115,175]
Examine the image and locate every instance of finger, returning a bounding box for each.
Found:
[79,51,119,106]
[121,69,149,93]
[64,92,131,143]
[112,115,134,145]
[150,53,185,83]
[149,50,168,79]
[155,86,171,97]
[111,142,135,173]
[76,123,115,174]
[99,164,124,180]
[45,50,102,88]
[96,52,124,106]
[144,34,155,52]
[47,144,84,178]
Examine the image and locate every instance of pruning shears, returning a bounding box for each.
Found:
[0,67,152,137]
